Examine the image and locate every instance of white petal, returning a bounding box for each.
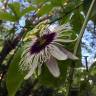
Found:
[50,45,68,60]
[24,56,38,80]
[46,57,60,77]
[54,43,78,60]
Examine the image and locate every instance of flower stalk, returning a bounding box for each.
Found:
[67,0,96,96]
[74,0,96,55]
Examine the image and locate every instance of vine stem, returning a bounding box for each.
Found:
[67,0,96,96]
[74,0,96,55]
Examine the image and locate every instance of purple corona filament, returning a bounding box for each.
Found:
[30,32,56,54]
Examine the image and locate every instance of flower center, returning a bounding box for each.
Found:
[30,32,56,54]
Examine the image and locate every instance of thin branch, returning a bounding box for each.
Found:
[2,0,9,11]
[33,2,83,25]
[84,56,89,72]
[84,56,90,96]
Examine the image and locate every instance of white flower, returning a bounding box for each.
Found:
[19,23,78,80]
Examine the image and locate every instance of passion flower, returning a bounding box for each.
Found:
[20,23,78,80]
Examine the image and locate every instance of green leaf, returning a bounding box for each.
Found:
[37,4,53,16]
[0,11,16,21]
[39,60,69,88]
[89,62,96,75]
[6,47,25,96]
[51,0,65,6]
[71,11,84,32]
[21,6,35,17]
[8,2,35,20]
[8,2,21,20]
